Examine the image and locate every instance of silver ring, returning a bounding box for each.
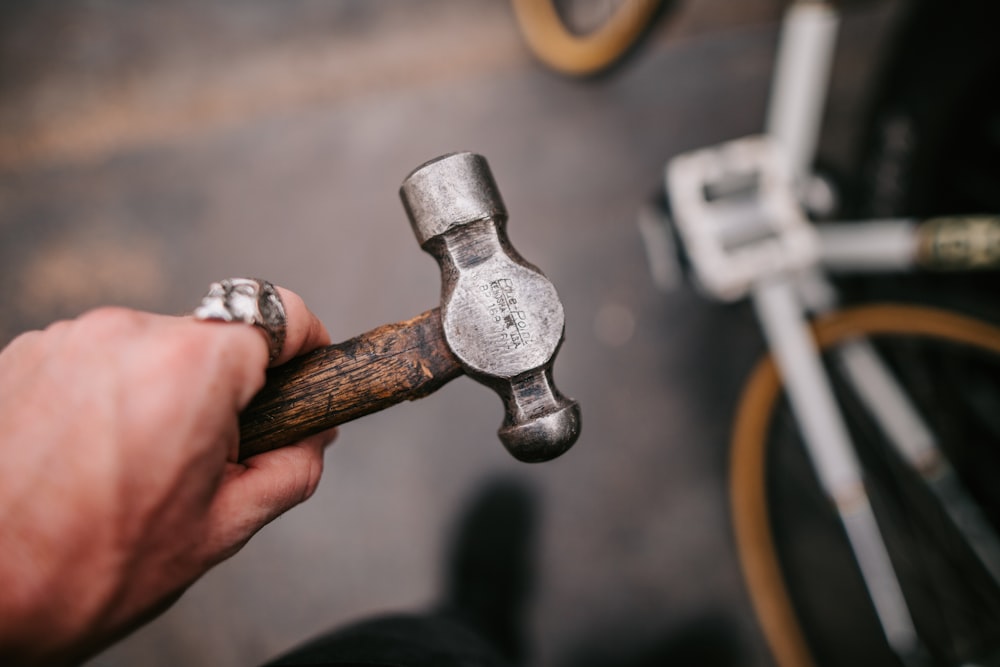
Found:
[193,278,286,362]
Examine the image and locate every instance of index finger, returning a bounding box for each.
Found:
[270,286,331,367]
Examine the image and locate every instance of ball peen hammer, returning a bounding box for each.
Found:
[238,152,580,463]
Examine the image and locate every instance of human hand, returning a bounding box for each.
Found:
[0,286,334,666]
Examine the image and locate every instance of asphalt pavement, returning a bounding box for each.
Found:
[0,2,897,665]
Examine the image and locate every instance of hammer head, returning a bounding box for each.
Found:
[400,152,580,463]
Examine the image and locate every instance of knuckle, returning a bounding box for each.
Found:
[150,325,221,384]
[76,306,148,337]
[43,318,69,332]
[6,328,43,350]
[213,325,264,367]
[41,318,74,338]
[198,321,255,357]
[299,452,325,502]
[0,329,47,366]
[268,448,325,509]
[300,474,319,504]
[178,323,266,399]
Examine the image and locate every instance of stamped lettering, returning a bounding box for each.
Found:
[481,278,532,350]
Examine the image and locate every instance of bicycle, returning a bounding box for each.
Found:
[514,1,1000,665]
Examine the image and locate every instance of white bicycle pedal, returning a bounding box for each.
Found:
[666,135,819,301]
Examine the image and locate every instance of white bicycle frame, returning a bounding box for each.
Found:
[641,1,1000,663]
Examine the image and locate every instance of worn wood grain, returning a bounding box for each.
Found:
[238,308,463,460]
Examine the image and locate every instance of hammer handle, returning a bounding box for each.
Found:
[238,308,463,460]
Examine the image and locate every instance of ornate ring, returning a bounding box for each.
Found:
[193,278,287,362]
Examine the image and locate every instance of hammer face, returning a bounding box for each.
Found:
[400,152,507,246]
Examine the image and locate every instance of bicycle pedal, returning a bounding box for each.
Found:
[666,135,820,302]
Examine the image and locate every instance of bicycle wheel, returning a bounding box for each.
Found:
[732,306,1000,667]
[510,0,669,77]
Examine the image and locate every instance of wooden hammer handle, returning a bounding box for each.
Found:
[238,308,463,460]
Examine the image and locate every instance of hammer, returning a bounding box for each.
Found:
[238,152,580,463]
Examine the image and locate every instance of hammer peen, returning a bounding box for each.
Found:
[238,152,580,463]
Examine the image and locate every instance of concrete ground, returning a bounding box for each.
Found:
[0,2,899,665]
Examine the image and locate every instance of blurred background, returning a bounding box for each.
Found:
[2,0,974,665]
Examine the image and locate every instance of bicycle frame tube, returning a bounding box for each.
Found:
[765,0,840,185]
[751,277,923,659]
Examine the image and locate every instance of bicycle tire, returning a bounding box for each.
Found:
[731,305,1000,667]
[510,0,667,77]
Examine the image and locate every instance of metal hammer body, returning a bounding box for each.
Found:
[239,152,580,463]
